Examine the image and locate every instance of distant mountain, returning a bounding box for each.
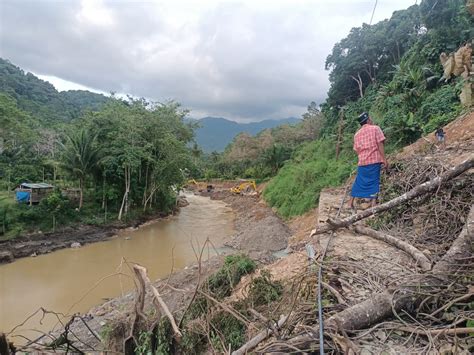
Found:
[0,58,110,122]
[194,116,301,152]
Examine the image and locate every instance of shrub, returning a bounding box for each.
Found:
[208,254,256,299]
[248,270,283,307]
[264,139,354,218]
[209,312,246,352]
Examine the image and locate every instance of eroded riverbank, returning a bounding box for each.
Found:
[0,194,235,347]
[9,187,292,352]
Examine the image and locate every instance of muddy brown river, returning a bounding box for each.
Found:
[0,194,235,344]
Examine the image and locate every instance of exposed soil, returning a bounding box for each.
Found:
[201,188,292,258]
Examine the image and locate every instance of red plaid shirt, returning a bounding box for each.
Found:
[353,124,386,166]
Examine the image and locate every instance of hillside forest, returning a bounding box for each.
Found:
[0,57,198,236]
[0,0,473,238]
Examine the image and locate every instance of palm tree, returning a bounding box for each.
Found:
[61,129,101,210]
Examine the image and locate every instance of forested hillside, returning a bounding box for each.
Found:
[0,58,110,122]
[0,61,197,237]
[264,0,473,217]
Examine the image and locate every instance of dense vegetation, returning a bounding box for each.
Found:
[196,102,322,180]
[263,0,473,217]
[0,62,197,237]
[1,0,472,234]
[0,58,110,122]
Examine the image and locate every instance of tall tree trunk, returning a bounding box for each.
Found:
[142,165,149,207]
[335,108,344,161]
[118,166,130,221]
[79,177,84,210]
[350,73,364,98]
[125,166,131,215]
[102,175,106,210]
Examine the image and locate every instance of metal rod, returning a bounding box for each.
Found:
[313,178,353,354]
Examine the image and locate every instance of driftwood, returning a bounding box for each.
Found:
[132,264,182,339]
[265,205,474,352]
[353,225,432,271]
[248,308,281,337]
[321,281,347,305]
[313,158,474,235]
[232,314,288,355]
[398,326,474,336]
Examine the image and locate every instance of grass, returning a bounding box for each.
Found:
[247,270,283,307]
[263,139,354,218]
[207,254,257,299]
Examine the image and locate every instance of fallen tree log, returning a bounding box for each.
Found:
[232,314,288,355]
[353,225,432,271]
[313,158,474,235]
[132,265,182,339]
[264,205,474,352]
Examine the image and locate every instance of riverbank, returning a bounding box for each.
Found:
[0,196,189,264]
[204,187,291,257]
[11,187,293,352]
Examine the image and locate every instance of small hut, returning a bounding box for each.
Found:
[61,188,81,203]
[15,183,54,205]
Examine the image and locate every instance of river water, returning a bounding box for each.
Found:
[0,193,235,344]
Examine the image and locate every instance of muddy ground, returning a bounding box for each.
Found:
[203,188,291,257]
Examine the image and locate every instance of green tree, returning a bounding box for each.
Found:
[61,129,102,210]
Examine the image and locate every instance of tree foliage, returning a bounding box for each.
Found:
[0,66,197,236]
[265,0,472,217]
[0,58,110,122]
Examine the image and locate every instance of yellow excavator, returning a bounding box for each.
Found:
[230,180,257,195]
[187,179,213,192]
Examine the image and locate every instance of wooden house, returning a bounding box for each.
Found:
[15,183,54,205]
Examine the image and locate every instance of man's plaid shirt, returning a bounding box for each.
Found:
[353,124,386,166]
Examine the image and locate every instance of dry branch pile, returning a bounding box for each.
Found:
[376,156,474,262]
[253,157,473,353]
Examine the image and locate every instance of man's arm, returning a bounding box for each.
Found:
[375,126,387,168]
[377,141,387,168]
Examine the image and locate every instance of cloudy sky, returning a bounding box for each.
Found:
[0,0,416,122]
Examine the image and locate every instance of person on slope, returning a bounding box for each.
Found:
[348,112,387,211]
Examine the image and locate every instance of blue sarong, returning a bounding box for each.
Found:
[351,163,382,199]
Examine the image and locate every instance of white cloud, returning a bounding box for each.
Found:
[0,0,416,121]
[77,0,115,27]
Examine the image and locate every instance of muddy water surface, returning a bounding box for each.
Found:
[0,194,234,343]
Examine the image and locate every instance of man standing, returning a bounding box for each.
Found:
[435,127,446,148]
[348,112,387,210]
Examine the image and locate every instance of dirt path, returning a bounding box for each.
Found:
[202,188,292,259]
